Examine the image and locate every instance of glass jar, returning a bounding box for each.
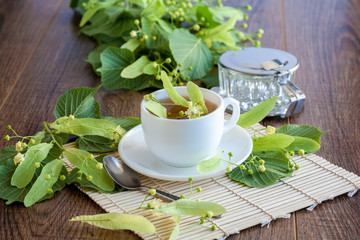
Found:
[216,47,305,118]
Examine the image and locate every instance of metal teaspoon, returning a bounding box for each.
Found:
[103,155,180,201]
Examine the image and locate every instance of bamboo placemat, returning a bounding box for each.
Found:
[63,123,360,240]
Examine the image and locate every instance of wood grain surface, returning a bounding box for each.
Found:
[0,0,359,239]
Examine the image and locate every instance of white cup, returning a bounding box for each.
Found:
[141,86,240,167]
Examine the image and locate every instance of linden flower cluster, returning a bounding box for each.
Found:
[113,125,126,142]
[14,141,28,165]
[266,125,276,135]
[135,188,165,217]
[4,123,69,195]
[3,125,30,165]
[238,156,266,175]
[185,102,204,119]
[223,151,267,174]
[143,178,218,232]
[129,18,155,42]
[14,153,24,166]
[145,57,189,86]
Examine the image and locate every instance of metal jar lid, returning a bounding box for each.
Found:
[217,47,305,118]
[219,47,299,77]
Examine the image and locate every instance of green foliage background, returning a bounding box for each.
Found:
[70,0,262,90]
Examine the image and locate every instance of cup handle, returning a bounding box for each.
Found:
[223,98,240,134]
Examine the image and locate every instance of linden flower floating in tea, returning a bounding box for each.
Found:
[144,71,208,119]
[186,102,205,119]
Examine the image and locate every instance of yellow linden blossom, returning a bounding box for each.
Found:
[15,141,23,152]
[112,125,126,141]
[151,198,163,209]
[149,198,164,216]
[130,30,137,38]
[266,125,276,135]
[14,153,24,165]
[204,38,212,48]
[185,102,204,119]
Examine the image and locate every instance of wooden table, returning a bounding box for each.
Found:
[1,0,359,239]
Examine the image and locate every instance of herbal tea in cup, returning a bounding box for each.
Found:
[140,71,240,167]
[157,97,218,119]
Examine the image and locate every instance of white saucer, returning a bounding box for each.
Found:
[118,125,253,181]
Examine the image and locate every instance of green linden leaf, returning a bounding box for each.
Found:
[102,116,141,132]
[155,199,226,217]
[11,143,53,189]
[195,5,222,28]
[200,73,219,88]
[141,0,166,19]
[87,42,123,75]
[276,124,329,144]
[169,216,181,240]
[65,155,123,194]
[0,157,67,205]
[98,47,153,91]
[120,39,142,52]
[237,96,278,128]
[82,10,134,38]
[40,135,65,163]
[76,0,90,14]
[211,41,243,54]
[227,151,292,188]
[0,158,32,204]
[69,0,79,8]
[79,6,101,27]
[150,78,164,89]
[41,132,69,146]
[79,0,117,27]
[42,159,68,195]
[160,71,188,108]
[92,33,123,44]
[69,213,156,234]
[0,145,18,165]
[201,14,238,46]
[24,159,64,207]
[196,151,222,174]
[169,28,213,81]
[104,6,126,22]
[127,0,148,8]
[187,81,208,114]
[285,136,320,153]
[142,17,173,50]
[252,134,294,152]
[44,146,63,167]
[66,167,124,194]
[143,62,158,75]
[144,101,167,118]
[76,135,116,153]
[49,118,124,141]
[54,86,101,119]
[98,46,134,87]
[121,55,152,79]
[209,6,245,23]
[64,148,115,192]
